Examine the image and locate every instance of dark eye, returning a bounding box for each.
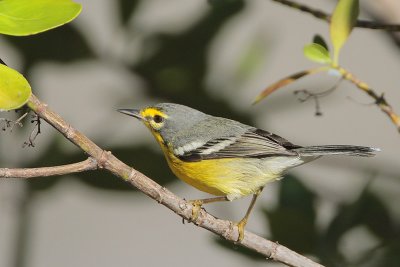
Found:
[153,115,164,123]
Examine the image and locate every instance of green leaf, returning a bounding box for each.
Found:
[0,64,32,110]
[303,43,332,64]
[313,34,329,52]
[0,64,31,110]
[0,0,82,36]
[330,0,359,64]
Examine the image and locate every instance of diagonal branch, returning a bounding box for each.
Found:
[20,93,325,267]
[0,158,97,178]
[271,0,400,31]
[336,66,400,132]
[254,65,400,132]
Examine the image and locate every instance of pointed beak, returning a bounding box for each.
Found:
[117,109,144,120]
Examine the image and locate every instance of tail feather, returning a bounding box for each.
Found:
[295,145,380,157]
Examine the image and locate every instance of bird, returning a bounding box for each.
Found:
[118,103,379,241]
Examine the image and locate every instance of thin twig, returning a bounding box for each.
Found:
[0,111,28,131]
[22,94,325,267]
[10,112,28,131]
[0,158,98,178]
[294,78,343,116]
[257,64,400,132]
[336,66,400,132]
[271,0,400,31]
[23,114,41,148]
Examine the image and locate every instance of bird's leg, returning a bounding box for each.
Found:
[188,196,228,221]
[235,188,263,242]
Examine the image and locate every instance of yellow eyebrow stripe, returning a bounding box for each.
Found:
[140,108,168,119]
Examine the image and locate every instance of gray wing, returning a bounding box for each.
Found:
[178,128,302,162]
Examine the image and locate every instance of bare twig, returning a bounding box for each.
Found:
[294,89,323,116]
[294,78,343,116]
[18,94,325,267]
[23,114,41,148]
[10,112,28,131]
[0,158,97,178]
[0,112,28,131]
[336,66,400,132]
[256,65,400,132]
[271,0,400,31]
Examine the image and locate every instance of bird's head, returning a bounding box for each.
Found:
[118,103,207,145]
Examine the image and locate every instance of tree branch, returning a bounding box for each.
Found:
[0,158,97,178]
[271,0,400,31]
[4,93,324,267]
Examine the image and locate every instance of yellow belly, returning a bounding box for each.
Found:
[150,131,287,199]
[163,150,282,199]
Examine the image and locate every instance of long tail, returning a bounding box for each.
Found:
[294,145,380,157]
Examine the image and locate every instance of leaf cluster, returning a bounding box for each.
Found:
[0,0,81,110]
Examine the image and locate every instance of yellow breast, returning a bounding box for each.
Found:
[163,147,282,199]
[149,131,283,200]
[166,153,236,196]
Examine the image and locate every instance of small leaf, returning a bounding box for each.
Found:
[303,43,332,64]
[253,66,328,104]
[330,0,359,64]
[0,64,31,110]
[0,0,82,36]
[313,34,329,52]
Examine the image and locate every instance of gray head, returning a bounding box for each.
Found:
[118,103,208,144]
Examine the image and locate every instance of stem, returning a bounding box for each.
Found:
[271,0,400,31]
[0,158,97,178]
[335,66,400,132]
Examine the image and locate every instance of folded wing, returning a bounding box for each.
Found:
[178,128,301,162]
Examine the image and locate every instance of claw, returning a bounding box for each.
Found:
[188,200,203,221]
[235,218,248,242]
[186,196,228,223]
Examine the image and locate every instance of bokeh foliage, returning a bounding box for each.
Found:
[1,1,399,266]
[0,0,82,110]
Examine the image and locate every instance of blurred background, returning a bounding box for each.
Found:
[1,0,400,266]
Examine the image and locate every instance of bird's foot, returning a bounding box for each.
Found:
[187,200,203,222]
[234,218,248,243]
